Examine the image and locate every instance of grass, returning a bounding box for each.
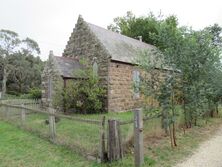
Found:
[0,105,135,156]
[0,121,93,167]
[142,116,222,167]
[1,104,222,167]
[98,115,222,167]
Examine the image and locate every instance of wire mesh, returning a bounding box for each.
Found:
[143,117,165,139]
[56,117,101,156]
[0,99,102,158]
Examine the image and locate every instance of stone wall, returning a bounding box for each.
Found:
[108,61,170,112]
[108,61,144,112]
[41,53,63,108]
[63,16,110,111]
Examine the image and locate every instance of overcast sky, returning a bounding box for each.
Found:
[0,0,221,61]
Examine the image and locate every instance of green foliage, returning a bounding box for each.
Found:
[0,29,44,96]
[154,16,222,127]
[7,52,44,93]
[29,87,42,99]
[108,11,178,48]
[54,65,106,114]
[114,11,222,145]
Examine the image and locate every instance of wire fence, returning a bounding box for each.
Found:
[0,99,103,160]
[0,99,174,166]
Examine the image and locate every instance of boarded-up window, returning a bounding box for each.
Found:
[133,70,140,98]
[48,77,52,99]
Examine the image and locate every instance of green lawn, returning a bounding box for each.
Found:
[0,121,94,167]
[1,117,221,167]
[1,105,222,167]
[0,105,135,157]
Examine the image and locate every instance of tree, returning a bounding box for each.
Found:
[108,11,178,48]
[153,21,222,127]
[0,29,43,96]
[0,29,20,97]
[112,11,222,147]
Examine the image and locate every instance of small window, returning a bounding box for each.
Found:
[133,70,140,98]
[93,58,98,77]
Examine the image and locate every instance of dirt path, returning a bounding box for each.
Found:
[175,126,222,167]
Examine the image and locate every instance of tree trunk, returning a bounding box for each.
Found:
[169,124,174,148]
[172,122,177,147]
[216,103,219,116]
[183,98,189,129]
[194,118,197,126]
[162,109,169,136]
[210,109,214,118]
[19,82,22,93]
[171,89,177,147]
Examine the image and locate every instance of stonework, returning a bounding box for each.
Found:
[41,52,63,108]
[42,15,168,112]
[108,61,143,112]
[63,16,111,111]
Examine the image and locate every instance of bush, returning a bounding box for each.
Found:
[54,65,105,114]
[29,88,42,99]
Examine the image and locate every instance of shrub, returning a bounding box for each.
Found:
[29,87,42,99]
[54,65,105,114]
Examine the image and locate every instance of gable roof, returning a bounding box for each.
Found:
[86,22,155,64]
[53,56,83,78]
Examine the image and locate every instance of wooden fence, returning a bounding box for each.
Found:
[118,109,162,167]
[0,99,105,161]
[0,99,160,166]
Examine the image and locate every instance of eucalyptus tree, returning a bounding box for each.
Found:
[111,11,222,149]
[153,23,222,127]
[135,49,162,111]
[10,38,41,93]
[0,29,20,96]
[0,29,43,95]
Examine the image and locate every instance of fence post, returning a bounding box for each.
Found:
[21,104,26,125]
[49,104,56,142]
[100,116,106,162]
[134,108,144,167]
[107,119,123,161]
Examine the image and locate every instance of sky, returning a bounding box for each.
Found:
[0,0,221,61]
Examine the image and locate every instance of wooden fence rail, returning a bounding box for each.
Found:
[0,100,105,162]
[1,103,101,125]
[0,100,162,166]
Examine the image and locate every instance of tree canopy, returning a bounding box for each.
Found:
[109,11,222,147]
[0,29,44,97]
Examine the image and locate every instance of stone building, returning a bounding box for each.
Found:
[42,15,160,112]
[41,52,83,107]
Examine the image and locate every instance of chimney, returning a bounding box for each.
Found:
[138,36,142,42]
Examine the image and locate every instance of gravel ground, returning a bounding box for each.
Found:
[175,126,222,167]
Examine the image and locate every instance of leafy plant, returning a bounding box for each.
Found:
[54,62,106,114]
[29,87,42,99]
